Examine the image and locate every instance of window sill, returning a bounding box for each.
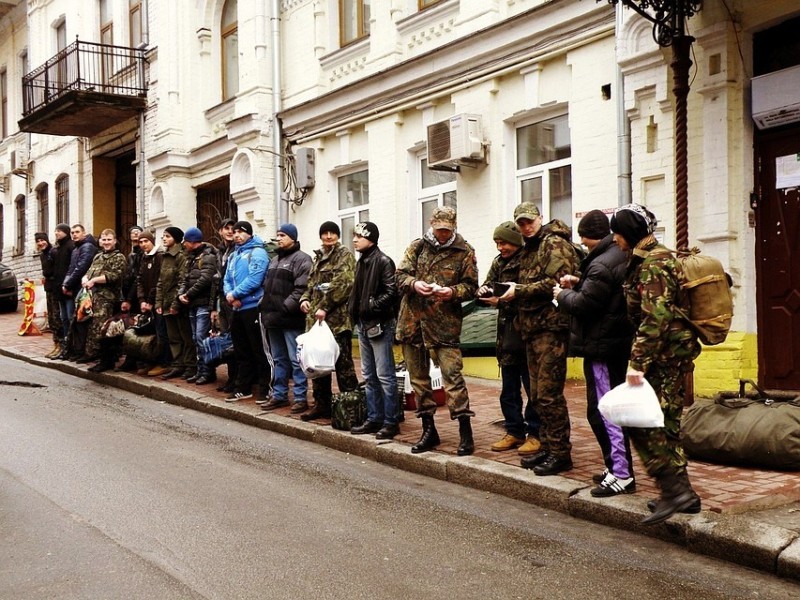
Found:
[319,37,370,71]
[396,0,459,36]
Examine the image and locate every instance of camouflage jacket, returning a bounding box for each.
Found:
[155,244,188,314]
[483,249,525,366]
[624,237,700,373]
[299,242,356,335]
[395,234,478,348]
[515,220,580,339]
[84,249,127,302]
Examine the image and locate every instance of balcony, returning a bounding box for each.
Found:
[19,40,148,138]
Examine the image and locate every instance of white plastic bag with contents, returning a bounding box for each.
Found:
[598,379,665,428]
[296,320,340,379]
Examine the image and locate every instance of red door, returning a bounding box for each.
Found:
[755,127,800,390]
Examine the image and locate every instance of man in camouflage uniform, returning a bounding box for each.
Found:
[79,229,127,370]
[504,202,580,476]
[477,222,540,455]
[610,203,702,524]
[299,221,359,417]
[396,206,478,455]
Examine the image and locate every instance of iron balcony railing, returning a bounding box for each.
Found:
[22,39,147,117]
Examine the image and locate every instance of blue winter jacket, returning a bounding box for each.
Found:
[223,235,268,311]
[62,234,99,293]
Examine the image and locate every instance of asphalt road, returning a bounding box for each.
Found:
[1,357,798,599]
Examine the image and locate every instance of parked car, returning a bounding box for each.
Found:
[0,263,19,312]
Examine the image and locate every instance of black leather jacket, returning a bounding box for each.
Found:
[348,244,398,327]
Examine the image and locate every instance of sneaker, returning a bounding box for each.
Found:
[590,473,636,497]
[592,469,609,485]
[517,435,542,456]
[225,391,253,403]
[490,434,525,452]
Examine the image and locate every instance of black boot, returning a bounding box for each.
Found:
[642,470,699,525]
[301,396,331,421]
[411,414,440,454]
[456,416,474,456]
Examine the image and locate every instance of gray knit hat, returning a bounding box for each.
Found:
[492,221,523,247]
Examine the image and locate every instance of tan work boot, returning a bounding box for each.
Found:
[490,434,525,452]
[45,343,61,359]
[518,435,542,456]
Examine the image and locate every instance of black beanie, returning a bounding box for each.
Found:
[319,221,340,237]
[354,221,379,244]
[56,223,71,235]
[610,207,650,248]
[35,232,50,243]
[577,210,610,240]
[233,221,253,236]
[164,226,184,243]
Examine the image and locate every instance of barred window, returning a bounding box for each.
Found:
[56,174,70,225]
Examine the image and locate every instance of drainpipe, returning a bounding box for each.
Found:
[271,0,286,225]
[139,0,149,224]
[616,3,632,206]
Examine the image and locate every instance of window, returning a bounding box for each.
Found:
[56,175,70,225]
[129,0,143,47]
[55,20,68,91]
[36,184,49,234]
[419,0,445,9]
[15,195,26,256]
[1,70,7,140]
[418,157,456,236]
[0,204,4,260]
[340,0,370,47]
[338,169,369,244]
[516,114,572,225]
[221,0,239,101]
[100,0,113,45]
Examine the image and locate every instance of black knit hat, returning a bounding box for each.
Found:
[163,226,184,243]
[578,210,610,240]
[319,221,340,237]
[56,223,71,235]
[610,204,654,247]
[233,221,253,236]
[35,232,50,243]
[354,221,379,244]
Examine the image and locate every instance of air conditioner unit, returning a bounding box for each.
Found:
[426,113,485,170]
[752,64,800,130]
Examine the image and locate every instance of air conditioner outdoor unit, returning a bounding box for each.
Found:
[752,64,800,130]
[426,113,485,170]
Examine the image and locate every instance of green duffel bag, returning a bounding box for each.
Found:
[122,329,160,362]
[682,396,800,470]
[331,386,366,431]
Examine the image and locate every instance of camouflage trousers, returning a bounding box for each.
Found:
[312,330,359,403]
[84,296,116,357]
[403,343,475,420]
[46,291,63,343]
[626,364,689,477]
[526,330,571,457]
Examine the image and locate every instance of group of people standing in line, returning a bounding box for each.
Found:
[34,199,702,525]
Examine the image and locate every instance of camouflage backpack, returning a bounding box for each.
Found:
[330,385,367,431]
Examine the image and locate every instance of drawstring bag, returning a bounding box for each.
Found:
[599,379,664,428]
[296,321,339,379]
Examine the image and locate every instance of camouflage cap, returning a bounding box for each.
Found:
[513,202,541,223]
[430,206,457,230]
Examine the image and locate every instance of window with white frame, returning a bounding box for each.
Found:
[418,156,456,236]
[340,0,370,47]
[100,0,113,45]
[130,0,143,47]
[221,0,239,101]
[337,168,369,244]
[515,114,572,225]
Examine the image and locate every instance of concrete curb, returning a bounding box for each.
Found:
[6,347,799,581]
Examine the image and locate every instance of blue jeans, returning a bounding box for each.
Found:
[267,328,307,403]
[358,320,398,425]
[189,306,212,376]
[500,362,541,439]
[59,297,75,340]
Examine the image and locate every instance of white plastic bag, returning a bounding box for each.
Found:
[296,321,340,379]
[598,380,665,428]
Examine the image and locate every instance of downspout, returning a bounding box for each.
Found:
[139,0,150,223]
[271,0,286,225]
[616,3,632,206]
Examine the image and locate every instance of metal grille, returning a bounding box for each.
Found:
[196,177,237,249]
[427,121,452,164]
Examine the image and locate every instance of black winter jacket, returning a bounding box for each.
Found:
[52,238,75,300]
[62,235,98,293]
[557,235,633,360]
[39,243,56,292]
[136,246,164,307]
[260,242,312,330]
[348,244,397,327]
[179,243,218,308]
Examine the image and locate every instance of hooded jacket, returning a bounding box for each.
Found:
[179,242,218,309]
[223,235,268,312]
[62,234,98,293]
[299,242,356,335]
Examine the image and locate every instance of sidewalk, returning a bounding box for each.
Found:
[3,311,800,580]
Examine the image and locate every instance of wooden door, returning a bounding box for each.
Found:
[755,127,800,390]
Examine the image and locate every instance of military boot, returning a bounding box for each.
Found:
[45,342,61,359]
[647,470,701,514]
[411,414,440,454]
[301,396,331,421]
[456,416,474,456]
[642,470,699,525]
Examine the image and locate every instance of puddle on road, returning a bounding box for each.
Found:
[0,381,46,388]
